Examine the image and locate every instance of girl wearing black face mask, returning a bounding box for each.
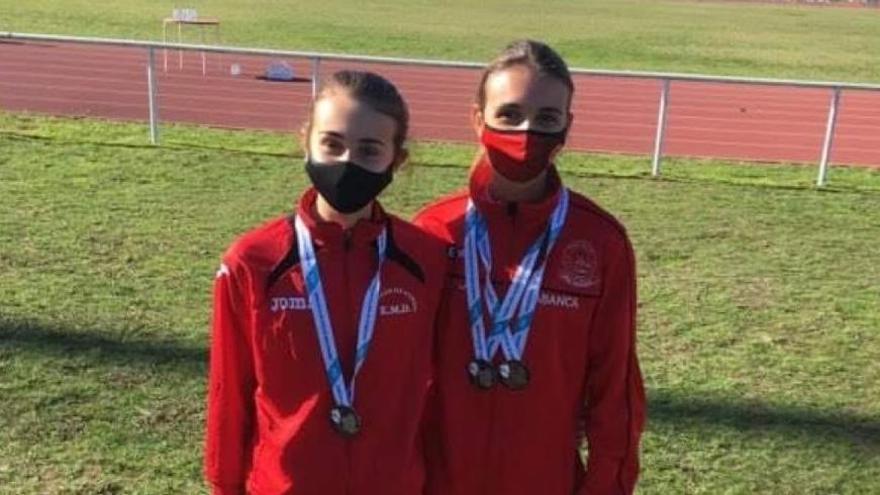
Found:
[415,41,646,495]
[205,70,448,495]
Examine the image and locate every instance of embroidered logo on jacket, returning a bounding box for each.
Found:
[452,282,579,310]
[379,287,418,316]
[558,240,599,289]
[270,296,310,312]
[269,288,418,315]
[538,292,579,309]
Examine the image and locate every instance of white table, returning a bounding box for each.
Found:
[162,16,221,75]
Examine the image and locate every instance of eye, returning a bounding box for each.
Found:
[359,144,382,158]
[536,113,562,127]
[320,137,345,155]
[495,108,523,125]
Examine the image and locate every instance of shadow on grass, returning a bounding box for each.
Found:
[2,131,472,171]
[649,392,880,453]
[0,130,297,158]
[1,318,878,451]
[9,130,877,193]
[563,166,880,195]
[0,318,206,375]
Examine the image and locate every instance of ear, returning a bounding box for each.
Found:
[549,142,565,164]
[471,103,485,139]
[562,111,574,144]
[552,112,573,164]
[392,148,409,171]
[299,124,311,160]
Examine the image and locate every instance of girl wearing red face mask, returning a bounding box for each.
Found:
[414,40,646,495]
[204,70,447,495]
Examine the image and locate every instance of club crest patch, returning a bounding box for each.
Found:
[379,287,418,316]
[558,240,599,289]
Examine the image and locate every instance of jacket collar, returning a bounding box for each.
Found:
[468,157,564,222]
[295,187,387,248]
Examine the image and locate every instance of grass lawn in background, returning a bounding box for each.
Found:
[3,0,880,82]
[1,112,879,493]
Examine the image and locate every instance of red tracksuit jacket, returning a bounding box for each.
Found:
[414,160,646,495]
[204,188,447,495]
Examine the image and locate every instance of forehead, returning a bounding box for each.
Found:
[483,65,570,110]
[311,92,397,142]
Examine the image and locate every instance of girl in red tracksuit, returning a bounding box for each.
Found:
[415,40,646,495]
[204,70,447,495]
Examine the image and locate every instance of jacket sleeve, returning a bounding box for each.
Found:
[412,209,455,245]
[204,256,257,495]
[575,235,646,495]
[416,225,455,476]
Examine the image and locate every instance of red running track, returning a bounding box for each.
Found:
[2,40,880,167]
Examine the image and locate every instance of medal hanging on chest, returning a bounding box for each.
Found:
[295,215,387,437]
[462,188,570,391]
[467,358,497,390]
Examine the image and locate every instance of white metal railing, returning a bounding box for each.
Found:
[4,31,880,186]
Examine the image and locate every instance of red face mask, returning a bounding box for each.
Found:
[480,125,567,182]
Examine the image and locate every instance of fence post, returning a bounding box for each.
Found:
[651,78,671,177]
[311,57,321,100]
[146,47,160,145]
[817,87,841,187]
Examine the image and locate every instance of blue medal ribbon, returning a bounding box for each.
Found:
[463,188,570,363]
[295,215,387,408]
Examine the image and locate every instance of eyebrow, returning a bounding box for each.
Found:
[496,103,522,112]
[319,132,386,147]
[539,107,564,115]
[319,131,345,139]
[495,103,563,115]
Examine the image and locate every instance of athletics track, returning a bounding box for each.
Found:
[2,40,879,168]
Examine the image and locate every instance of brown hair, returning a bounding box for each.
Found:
[305,70,409,151]
[476,39,574,110]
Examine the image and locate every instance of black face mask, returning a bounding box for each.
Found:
[305,159,394,214]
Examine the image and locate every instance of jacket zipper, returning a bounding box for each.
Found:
[505,202,518,278]
[343,229,354,495]
[482,202,520,493]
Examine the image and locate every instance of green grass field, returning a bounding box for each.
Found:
[3,0,880,492]
[4,0,880,82]
[1,111,879,493]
